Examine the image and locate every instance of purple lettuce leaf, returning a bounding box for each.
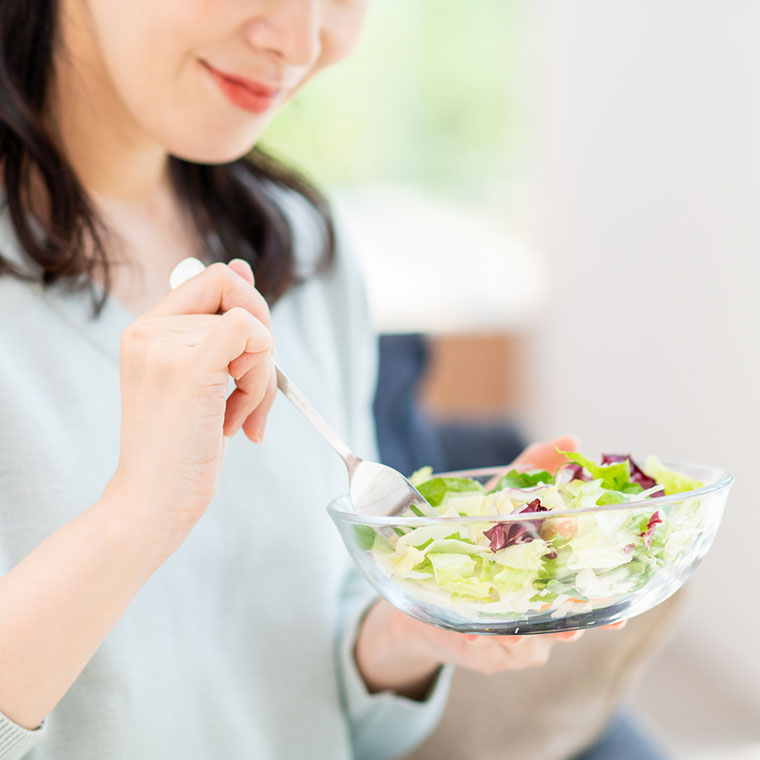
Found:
[601,453,658,491]
[483,498,548,552]
[639,511,663,549]
[555,462,593,483]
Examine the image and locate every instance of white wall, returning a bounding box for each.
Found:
[523,0,760,739]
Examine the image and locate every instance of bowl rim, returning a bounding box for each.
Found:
[326,459,734,526]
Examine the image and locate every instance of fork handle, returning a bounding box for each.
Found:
[275,365,360,471]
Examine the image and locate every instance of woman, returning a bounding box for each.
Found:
[0,2,595,759]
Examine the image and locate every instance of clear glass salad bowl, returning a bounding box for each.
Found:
[327,460,733,635]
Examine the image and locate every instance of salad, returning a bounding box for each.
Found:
[365,452,706,620]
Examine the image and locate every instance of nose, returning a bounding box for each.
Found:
[243,0,321,67]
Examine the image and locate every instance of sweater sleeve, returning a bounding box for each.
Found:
[325,223,452,760]
[0,711,46,760]
[0,280,46,760]
[335,568,453,760]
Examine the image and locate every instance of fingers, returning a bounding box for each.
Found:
[162,258,276,444]
[228,349,264,381]
[223,355,274,438]
[448,633,562,674]
[151,260,271,328]
[223,361,277,441]
[240,367,278,442]
[483,435,582,491]
[464,630,582,644]
[227,258,255,286]
[512,434,580,472]
[511,441,545,466]
[553,434,580,452]
[401,610,588,676]
[552,629,584,642]
[194,307,272,375]
[508,638,554,668]
[223,262,276,442]
[482,636,554,671]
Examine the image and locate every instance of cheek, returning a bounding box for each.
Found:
[86,0,211,90]
[293,1,366,96]
[128,60,275,163]
[88,0,271,162]
[82,0,368,163]
[316,1,368,72]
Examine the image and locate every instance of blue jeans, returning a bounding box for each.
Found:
[572,713,669,760]
[373,334,526,475]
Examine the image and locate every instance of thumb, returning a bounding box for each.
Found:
[550,434,580,454]
[512,434,580,471]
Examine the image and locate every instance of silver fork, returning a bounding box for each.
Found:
[276,368,434,517]
[170,257,434,518]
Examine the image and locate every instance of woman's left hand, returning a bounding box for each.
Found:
[355,599,584,699]
[495,433,580,480]
[354,435,625,699]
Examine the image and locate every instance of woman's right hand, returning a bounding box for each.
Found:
[105,260,275,549]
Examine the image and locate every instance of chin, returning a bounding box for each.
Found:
[164,122,269,166]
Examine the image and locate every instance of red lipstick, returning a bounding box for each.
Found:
[201,61,282,114]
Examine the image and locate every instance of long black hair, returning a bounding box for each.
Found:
[0,1,335,316]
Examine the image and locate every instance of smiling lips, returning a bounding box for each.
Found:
[202,61,283,114]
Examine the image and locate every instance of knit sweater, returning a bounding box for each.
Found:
[0,193,450,760]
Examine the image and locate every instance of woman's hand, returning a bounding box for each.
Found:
[510,434,578,471]
[356,596,624,702]
[482,434,580,490]
[356,599,583,699]
[106,259,276,549]
[355,435,624,698]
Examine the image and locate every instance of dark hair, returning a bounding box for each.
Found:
[0,1,335,317]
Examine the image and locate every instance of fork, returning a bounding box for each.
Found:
[170,257,434,518]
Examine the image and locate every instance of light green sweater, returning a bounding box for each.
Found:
[0,192,450,760]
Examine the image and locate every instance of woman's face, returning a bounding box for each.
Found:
[58,0,368,163]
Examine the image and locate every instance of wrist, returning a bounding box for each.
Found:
[96,477,188,573]
[354,600,442,700]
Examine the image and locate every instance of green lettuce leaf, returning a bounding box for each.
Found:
[559,450,642,494]
[409,466,434,486]
[489,468,553,492]
[417,477,483,507]
[642,455,704,495]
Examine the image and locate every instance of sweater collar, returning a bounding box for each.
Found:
[41,278,135,367]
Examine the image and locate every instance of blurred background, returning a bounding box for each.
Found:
[262,1,759,757]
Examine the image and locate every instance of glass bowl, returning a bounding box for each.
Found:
[328,461,733,635]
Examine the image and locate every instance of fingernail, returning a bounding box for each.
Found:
[169,257,206,290]
[229,258,255,283]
